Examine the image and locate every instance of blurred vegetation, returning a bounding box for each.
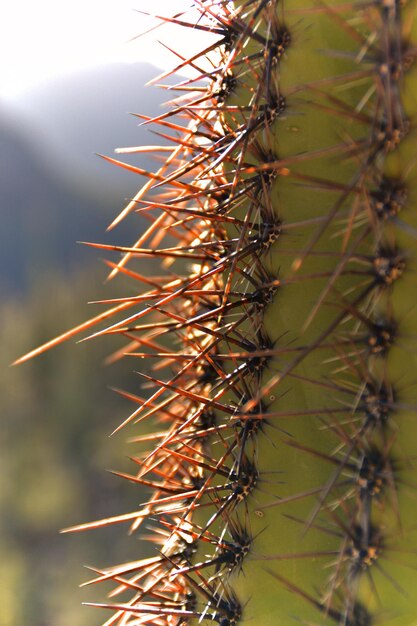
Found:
[0,60,180,626]
[1,266,153,626]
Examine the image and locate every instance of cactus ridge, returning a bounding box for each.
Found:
[16,0,417,624]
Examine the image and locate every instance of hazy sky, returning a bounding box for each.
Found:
[1,0,215,100]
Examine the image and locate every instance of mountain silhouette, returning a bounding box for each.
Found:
[1,63,182,292]
[11,62,178,196]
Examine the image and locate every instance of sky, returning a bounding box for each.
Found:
[1,0,215,100]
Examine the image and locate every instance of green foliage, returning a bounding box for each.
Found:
[2,270,142,626]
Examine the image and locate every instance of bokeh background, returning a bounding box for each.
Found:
[1,2,214,624]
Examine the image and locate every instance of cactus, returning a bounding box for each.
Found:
[16,1,417,624]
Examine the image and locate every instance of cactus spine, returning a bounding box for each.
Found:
[16,1,417,624]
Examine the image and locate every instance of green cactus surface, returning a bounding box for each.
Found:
[16,1,417,625]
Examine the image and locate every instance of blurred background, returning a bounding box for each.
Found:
[1,2,214,624]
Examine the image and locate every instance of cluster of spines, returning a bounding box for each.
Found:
[255,2,414,624]
[59,3,287,624]
[15,1,416,625]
